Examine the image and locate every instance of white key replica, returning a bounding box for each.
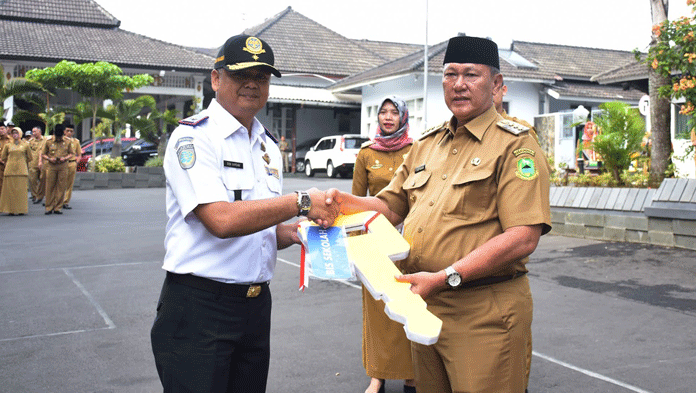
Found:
[298,211,442,346]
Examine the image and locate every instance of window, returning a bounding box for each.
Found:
[271,106,295,139]
[675,107,691,140]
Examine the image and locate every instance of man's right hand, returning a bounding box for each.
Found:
[306,187,339,228]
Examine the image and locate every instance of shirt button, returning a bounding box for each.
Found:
[442,174,447,180]
[429,201,434,206]
[411,195,416,201]
[417,227,423,233]
[452,149,458,154]
[389,167,393,171]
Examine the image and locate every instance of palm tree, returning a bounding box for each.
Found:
[102,95,159,157]
[0,65,45,121]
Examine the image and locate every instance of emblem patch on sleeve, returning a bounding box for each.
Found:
[516,157,538,180]
[176,137,196,169]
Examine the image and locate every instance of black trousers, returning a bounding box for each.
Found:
[151,274,272,393]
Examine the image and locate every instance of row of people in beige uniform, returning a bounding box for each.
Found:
[0,122,81,216]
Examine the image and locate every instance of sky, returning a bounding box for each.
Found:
[95,0,695,52]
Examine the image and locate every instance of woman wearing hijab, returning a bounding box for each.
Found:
[0,127,32,215]
[352,96,415,393]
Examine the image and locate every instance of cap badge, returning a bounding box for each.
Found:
[243,37,266,61]
[262,153,271,164]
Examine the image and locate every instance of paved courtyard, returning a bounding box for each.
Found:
[1,179,695,392]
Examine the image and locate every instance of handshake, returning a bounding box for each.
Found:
[300,187,387,229]
[300,188,351,228]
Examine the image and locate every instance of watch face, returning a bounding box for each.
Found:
[447,273,462,287]
[301,194,311,208]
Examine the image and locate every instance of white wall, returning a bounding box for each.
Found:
[504,80,539,123]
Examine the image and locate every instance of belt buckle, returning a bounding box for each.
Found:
[246,285,261,298]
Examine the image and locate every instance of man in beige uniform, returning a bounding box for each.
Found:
[62,124,80,209]
[0,121,10,194]
[329,36,551,393]
[28,126,45,203]
[41,124,74,215]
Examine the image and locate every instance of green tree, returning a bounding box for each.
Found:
[643,0,696,183]
[103,95,157,157]
[591,101,646,184]
[26,60,153,170]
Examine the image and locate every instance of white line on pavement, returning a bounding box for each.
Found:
[277,257,653,393]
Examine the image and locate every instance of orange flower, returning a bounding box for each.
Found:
[652,24,662,37]
[685,53,696,63]
[652,58,660,69]
[680,102,695,115]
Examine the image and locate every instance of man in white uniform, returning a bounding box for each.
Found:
[151,34,338,393]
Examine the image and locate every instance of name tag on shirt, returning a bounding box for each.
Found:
[224,161,243,169]
[414,164,426,173]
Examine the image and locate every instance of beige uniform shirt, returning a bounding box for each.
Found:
[352,143,412,197]
[29,137,45,168]
[42,138,74,163]
[377,106,551,277]
[1,141,31,176]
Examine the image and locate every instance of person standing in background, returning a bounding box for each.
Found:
[0,120,10,195]
[41,124,74,215]
[352,96,415,393]
[28,126,45,204]
[62,124,80,209]
[0,127,32,215]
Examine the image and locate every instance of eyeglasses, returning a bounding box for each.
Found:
[219,68,271,84]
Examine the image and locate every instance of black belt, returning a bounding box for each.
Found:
[458,271,526,290]
[68,160,76,163]
[167,272,267,298]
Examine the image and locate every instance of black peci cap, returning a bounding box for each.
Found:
[214,35,281,78]
[443,36,499,69]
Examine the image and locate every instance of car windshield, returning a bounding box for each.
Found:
[344,137,369,149]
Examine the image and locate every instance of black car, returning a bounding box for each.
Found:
[121,139,158,166]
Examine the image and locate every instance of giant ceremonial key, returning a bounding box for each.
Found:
[299,211,442,345]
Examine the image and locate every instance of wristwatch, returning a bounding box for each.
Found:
[444,266,462,288]
[295,191,311,216]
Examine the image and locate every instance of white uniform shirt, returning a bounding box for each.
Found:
[162,98,283,284]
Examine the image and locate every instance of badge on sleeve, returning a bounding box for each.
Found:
[516,157,538,180]
[176,137,196,169]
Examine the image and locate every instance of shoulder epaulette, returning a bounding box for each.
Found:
[264,128,278,144]
[497,119,529,135]
[360,140,374,149]
[178,114,208,127]
[419,121,448,140]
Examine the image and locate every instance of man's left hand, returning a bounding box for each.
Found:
[395,271,447,299]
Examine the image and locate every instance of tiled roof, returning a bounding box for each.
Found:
[243,7,390,77]
[332,39,557,91]
[352,39,422,62]
[591,59,649,84]
[0,19,214,71]
[549,81,644,101]
[0,0,119,28]
[512,41,636,80]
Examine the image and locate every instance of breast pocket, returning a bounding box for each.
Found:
[402,171,431,207]
[222,168,253,201]
[444,165,496,222]
[265,175,281,195]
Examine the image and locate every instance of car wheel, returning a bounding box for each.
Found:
[327,161,337,178]
[339,170,352,179]
[305,161,314,177]
[296,160,305,173]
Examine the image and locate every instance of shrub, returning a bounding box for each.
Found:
[145,156,163,167]
[591,102,646,185]
[95,156,126,173]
